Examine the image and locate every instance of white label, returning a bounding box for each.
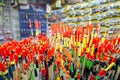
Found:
[20,4,30,9]
[56,0,61,8]
[46,4,51,13]
[18,63,20,68]
[19,0,28,4]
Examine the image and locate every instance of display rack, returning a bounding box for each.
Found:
[19,4,47,39]
[10,7,20,41]
[0,1,13,43]
[49,0,120,37]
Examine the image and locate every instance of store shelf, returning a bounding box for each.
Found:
[48,0,120,37]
